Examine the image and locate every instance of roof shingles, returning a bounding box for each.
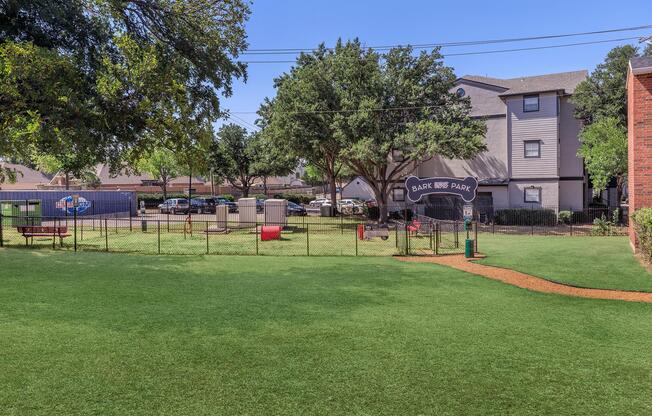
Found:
[460,70,588,97]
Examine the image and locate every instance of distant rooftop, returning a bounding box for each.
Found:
[460,70,588,96]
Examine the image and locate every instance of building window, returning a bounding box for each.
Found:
[524,140,541,158]
[523,94,539,112]
[524,187,541,203]
[456,88,466,98]
[392,188,405,202]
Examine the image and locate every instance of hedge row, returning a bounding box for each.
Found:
[633,208,652,260]
[494,208,558,226]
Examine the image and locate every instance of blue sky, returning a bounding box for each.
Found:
[220,0,652,128]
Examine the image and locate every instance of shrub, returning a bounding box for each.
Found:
[558,210,572,225]
[272,193,314,204]
[494,208,557,226]
[633,208,652,260]
[591,209,621,236]
[220,194,235,202]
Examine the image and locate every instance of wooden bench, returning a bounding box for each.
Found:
[16,226,70,247]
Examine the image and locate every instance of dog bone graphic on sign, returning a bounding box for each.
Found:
[404,176,478,203]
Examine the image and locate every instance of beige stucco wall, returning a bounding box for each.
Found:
[559,180,584,211]
[508,180,559,209]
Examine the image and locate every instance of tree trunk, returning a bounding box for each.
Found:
[262,176,268,196]
[161,182,168,201]
[328,172,337,209]
[242,184,250,198]
[65,171,70,190]
[374,187,390,224]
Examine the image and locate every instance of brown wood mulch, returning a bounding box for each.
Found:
[398,255,652,303]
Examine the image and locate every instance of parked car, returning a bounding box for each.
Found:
[158,198,189,214]
[309,198,330,208]
[287,201,307,216]
[256,199,265,213]
[190,198,211,214]
[337,199,365,215]
[212,197,238,213]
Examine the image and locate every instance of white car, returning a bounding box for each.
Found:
[337,199,365,215]
[309,198,331,208]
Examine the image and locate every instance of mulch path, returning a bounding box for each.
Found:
[398,254,652,303]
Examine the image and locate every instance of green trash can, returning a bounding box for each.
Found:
[465,239,474,258]
[1,200,42,226]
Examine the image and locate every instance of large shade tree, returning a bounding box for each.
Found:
[0,0,249,181]
[264,40,486,222]
[572,44,652,202]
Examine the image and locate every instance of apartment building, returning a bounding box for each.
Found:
[400,70,596,215]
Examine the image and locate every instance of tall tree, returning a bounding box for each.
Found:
[578,117,627,205]
[264,40,486,222]
[572,44,652,205]
[572,45,642,125]
[261,46,347,207]
[137,148,180,201]
[211,124,263,198]
[0,0,249,181]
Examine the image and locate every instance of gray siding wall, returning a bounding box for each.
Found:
[508,180,559,208]
[455,80,507,117]
[559,180,584,211]
[558,96,584,178]
[507,92,559,178]
[417,116,507,179]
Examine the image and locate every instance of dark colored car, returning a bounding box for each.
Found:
[188,198,210,214]
[287,201,307,216]
[213,197,238,213]
[256,199,265,213]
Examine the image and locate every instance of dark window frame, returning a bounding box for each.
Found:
[392,187,406,202]
[524,187,542,203]
[523,94,540,112]
[523,140,541,158]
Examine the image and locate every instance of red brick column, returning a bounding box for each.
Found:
[628,72,652,250]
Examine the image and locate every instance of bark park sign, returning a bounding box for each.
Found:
[404,175,478,203]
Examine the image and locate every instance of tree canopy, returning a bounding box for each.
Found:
[0,0,250,181]
[211,124,264,198]
[578,117,627,204]
[262,40,486,221]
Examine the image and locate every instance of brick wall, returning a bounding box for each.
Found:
[628,72,652,249]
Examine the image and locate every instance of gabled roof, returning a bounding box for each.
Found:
[459,70,588,97]
[1,163,52,184]
[630,56,652,75]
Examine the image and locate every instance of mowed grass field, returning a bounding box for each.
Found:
[0,217,443,256]
[478,234,652,292]
[1,248,652,415]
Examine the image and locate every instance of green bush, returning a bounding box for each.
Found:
[272,193,314,205]
[633,208,652,260]
[558,210,572,225]
[494,208,557,226]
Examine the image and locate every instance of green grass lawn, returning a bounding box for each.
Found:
[478,234,652,292]
[1,249,652,415]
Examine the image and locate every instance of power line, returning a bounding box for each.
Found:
[230,104,450,116]
[229,113,260,131]
[242,24,652,54]
[240,36,640,64]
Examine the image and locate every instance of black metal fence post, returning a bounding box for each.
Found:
[474,221,478,253]
[0,213,3,247]
[157,220,161,254]
[205,221,209,254]
[435,222,439,255]
[306,223,310,256]
[255,221,259,255]
[355,223,358,256]
[405,222,409,255]
[104,218,108,252]
[73,209,77,252]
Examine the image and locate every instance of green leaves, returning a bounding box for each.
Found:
[262,40,486,220]
[578,117,627,193]
[0,0,250,182]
